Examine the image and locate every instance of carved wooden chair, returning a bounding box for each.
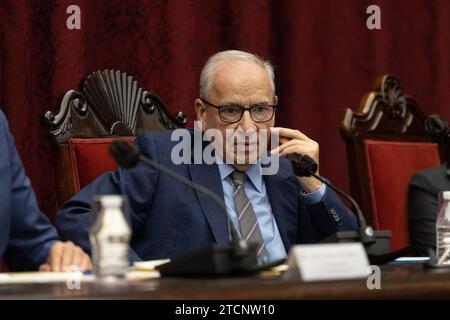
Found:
[340,75,442,251]
[45,70,187,208]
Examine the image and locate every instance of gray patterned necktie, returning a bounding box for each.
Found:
[231,170,269,259]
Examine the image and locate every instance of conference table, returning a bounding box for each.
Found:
[1,262,450,299]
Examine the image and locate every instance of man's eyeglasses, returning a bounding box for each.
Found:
[200,98,277,124]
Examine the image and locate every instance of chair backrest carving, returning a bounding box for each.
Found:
[45,70,187,209]
[340,74,442,250]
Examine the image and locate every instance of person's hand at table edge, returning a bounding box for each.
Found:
[38,241,92,272]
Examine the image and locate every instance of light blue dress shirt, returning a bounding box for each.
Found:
[217,161,326,261]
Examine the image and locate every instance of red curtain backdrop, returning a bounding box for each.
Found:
[1,0,449,219]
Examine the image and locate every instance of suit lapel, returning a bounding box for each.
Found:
[188,162,229,243]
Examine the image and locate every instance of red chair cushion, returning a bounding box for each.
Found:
[364,140,441,251]
[69,137,135,191]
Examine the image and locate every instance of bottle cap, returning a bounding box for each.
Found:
[443,191,450,201]
[96,195,124,208]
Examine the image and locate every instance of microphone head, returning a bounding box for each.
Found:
[109,141,141,169]
[291,154,318,177]
[425,115,450,144]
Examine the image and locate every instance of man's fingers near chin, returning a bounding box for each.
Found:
[272,127,310,141]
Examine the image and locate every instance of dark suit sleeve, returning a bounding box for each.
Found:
[1,112,59,271]
[409,172,438,254]
[288,170,357,244]
[304,186,358,241]
[56,133,160,262]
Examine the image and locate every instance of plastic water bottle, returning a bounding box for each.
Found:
[436,191,450,265]
[90,195,131,280]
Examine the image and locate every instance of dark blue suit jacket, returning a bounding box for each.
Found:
[409,163,450,255]
[56,130,357,261]
[0,111,59,271]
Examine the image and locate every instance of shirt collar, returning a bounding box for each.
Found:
[216,157,264,193]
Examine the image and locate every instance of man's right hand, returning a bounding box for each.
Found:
[39,241,92,272]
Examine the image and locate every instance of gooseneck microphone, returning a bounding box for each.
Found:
[425,114,450,144]
[425,114,450,176]
[291,154,401,264]
[109,140,247,256]
[109,141,280,276]
[291,155,374,244]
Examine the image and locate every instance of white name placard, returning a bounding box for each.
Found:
[287,243,370,282]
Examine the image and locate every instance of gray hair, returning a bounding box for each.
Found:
[199,50,275,99]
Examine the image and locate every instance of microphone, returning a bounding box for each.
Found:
[290,154,401,265]
[109,141,281,276]
[424,114,450,175]
[425,114,450,144]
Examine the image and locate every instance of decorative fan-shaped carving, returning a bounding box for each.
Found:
[339,74,442,233]
[380,76,407,119]
[340,74,427,140]
[83,70,142,135]
[45,69,187,143]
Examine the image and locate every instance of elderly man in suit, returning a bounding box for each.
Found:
[56,50,357,262]
[0,110,91,271]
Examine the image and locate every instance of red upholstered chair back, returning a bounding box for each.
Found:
[69,137,135,192]
[363,140,440,249]
[341,75,444,251]
[45,70,187,213]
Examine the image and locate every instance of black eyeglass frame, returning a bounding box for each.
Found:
[200,98,277,124]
